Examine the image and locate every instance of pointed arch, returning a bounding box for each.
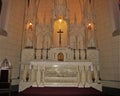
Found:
[53,19,68,47]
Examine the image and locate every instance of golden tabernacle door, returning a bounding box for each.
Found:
[58,52,64,61]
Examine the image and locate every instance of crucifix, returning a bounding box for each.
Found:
[57,29,63,47]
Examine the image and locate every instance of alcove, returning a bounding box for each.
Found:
[0,58,12,96]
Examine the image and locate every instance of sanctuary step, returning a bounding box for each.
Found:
[18,87,103,96]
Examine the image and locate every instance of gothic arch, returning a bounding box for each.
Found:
[53,19,68,47]
[0,58,12,82]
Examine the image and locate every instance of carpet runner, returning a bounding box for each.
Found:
[18,87,103,96]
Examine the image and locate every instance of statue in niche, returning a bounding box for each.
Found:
[26,32,33,48]
[86,0,96,48]
[25,0,38,48]
[25,22,35,48]
[87,22,96,48]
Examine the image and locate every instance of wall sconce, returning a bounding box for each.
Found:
[26,22,33,31]
[87,23,92,30]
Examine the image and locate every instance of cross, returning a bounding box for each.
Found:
[57,29,63,47]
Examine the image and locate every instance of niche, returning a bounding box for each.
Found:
[0,58,12,89]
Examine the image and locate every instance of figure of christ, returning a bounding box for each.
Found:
[57,29,63,47]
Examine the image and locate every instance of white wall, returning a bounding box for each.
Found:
[95,0,120,89]
[0,0,25,85]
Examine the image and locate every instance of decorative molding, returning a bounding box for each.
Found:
[0,58,11,69]
[87,47,96,49]
[101,79,120,82]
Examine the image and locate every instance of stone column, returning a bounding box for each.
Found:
[78,65,83,87]
[23,65,29,82]
[85,65,92,87]
[81,65,86,87]
[36,65,41,86]
[93,65,99,83]
[30,67,35,82]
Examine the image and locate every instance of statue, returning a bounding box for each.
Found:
[87,22,96,48]
[25,22,34,48]
[26,31,33,48]
[24,0,39,48]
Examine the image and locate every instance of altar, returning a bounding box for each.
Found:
[19,61,101,91]
[19,0,102,92]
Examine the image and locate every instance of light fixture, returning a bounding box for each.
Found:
[29,22,33,30]
[87,23,92,30]
[26,22,33,30]
[59,18,62,23]
[58,16,63,23]
[29,22,32,26]
[88,23,91,26]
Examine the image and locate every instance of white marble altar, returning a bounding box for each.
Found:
[19,61,101,91]
[19,0,102,92]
